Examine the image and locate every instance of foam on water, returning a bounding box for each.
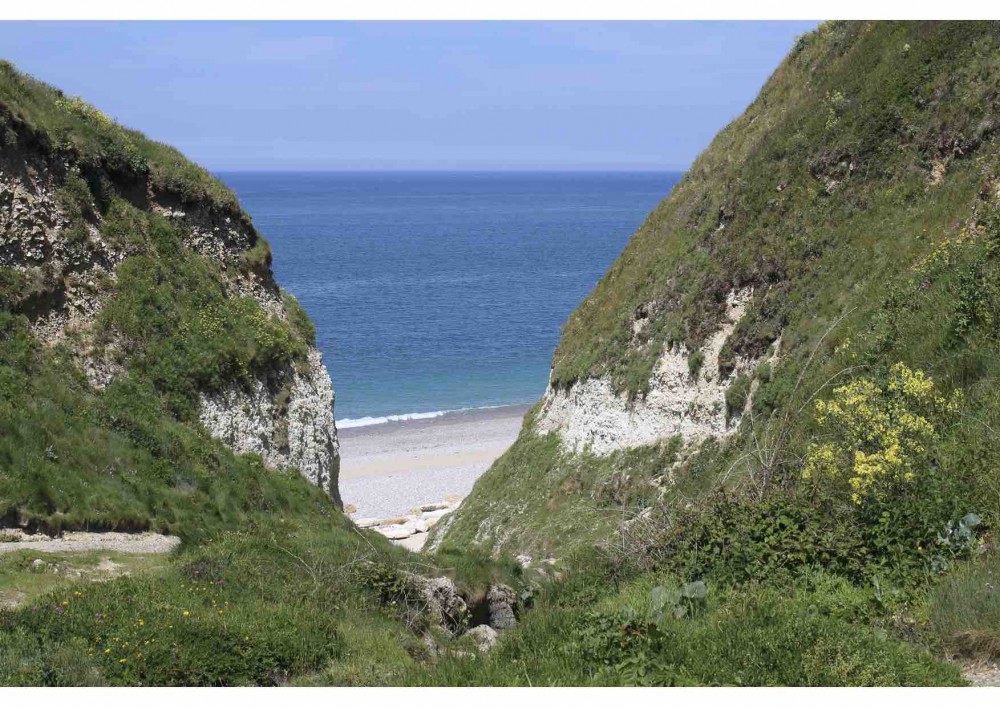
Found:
[336,410,447,429]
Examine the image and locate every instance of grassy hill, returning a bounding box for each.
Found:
[0,61,514,686]
[426,20,1000,683]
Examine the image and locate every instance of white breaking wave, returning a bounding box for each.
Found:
[336,404,520,429]
[335,410,448,429]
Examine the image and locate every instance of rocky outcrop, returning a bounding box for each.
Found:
[486,584,517,630]
[198,348,341,504]
[0,165,121,348]
[1,117,341,505]
[535,289,768,455]
[401,572,468,632]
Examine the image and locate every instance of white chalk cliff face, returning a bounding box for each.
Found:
[535,289,766,455]
[1,154,342,505]
[199,349,342,505]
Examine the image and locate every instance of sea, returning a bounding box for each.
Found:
[219,171,681,428]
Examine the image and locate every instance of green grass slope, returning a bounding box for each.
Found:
[443,20,1000,557]
[431,21,1000,683]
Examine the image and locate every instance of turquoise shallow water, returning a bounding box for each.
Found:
[220,171,679,425]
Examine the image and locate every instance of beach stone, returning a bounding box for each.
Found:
[419,502,451,513]
[353,517,380,529]
[404,519,428,534]
[421,508,451,522]
[379,516,411,527]
[376,525,415,540]
[466,625,498,653]
[394,532,429,553]
[487,584,517,630]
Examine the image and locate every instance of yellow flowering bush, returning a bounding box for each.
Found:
[803,363,960,504]
[911,226,979,278]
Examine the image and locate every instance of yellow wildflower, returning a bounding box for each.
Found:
[803,363,958,504]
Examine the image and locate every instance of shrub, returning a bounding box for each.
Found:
[724,373,751,421]
[803,363,960,505]
[687,350,705,377]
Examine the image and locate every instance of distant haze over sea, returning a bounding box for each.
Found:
[222,171,681,425]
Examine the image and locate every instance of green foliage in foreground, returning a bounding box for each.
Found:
[0,516,413,686]
[390,567,961,686]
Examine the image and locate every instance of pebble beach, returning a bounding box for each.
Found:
[337,404,528,521]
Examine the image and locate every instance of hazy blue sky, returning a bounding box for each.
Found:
[0,21,817,170]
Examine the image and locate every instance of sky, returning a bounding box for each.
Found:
[0,21,818,171]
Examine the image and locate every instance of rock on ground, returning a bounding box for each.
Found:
[487,584,518,630]
[466,625,498,653]
[361,497,462,553]
[401,572,468,632]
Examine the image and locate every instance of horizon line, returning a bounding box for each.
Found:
[212,166,688,174]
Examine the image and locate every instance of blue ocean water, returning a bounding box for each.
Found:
[219,171,680,425]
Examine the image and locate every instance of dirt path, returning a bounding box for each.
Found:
[0,530,181,555]
[962,661,1000,687]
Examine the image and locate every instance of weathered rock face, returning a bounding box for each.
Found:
[486,584,517,630]
[198,348,342,505]
[1,163,121,347]
[535,289,772,455]
[1,135,342,505]
[401,572,468,632]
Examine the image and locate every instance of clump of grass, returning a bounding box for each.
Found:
[392,567,961,686]
[928,551,1000,662]
[687,350,705,377]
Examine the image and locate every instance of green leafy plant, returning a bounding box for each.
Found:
[648,581,708,621]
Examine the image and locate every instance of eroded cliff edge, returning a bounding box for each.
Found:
[0,63,341,505]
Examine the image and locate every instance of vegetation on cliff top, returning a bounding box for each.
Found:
[0,61,238,211]
[549,21,1000,395]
